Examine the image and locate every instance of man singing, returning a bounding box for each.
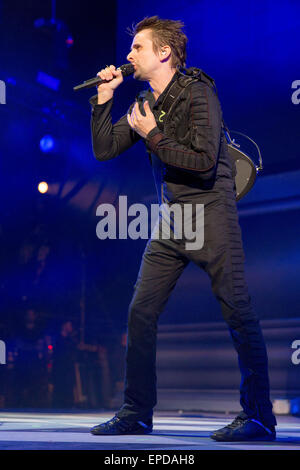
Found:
[89,16,277,441]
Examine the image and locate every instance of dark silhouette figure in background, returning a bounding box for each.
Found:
[52,320,78,408]
[14,308,48,407]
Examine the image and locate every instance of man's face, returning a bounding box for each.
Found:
[127,29,163,81]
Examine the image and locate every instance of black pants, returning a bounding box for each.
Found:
[117,190,277,427]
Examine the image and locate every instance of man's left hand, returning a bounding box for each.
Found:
[127,100,157,139]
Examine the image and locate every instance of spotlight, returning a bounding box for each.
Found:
[65,36,74,47]
[40,135,55,152]
[38,181,48,194]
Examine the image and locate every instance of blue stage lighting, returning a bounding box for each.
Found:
[6,77,16,85]
[40,135,55,152]
[37,71,60,91]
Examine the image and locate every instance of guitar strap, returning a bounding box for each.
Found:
[157,67,230,133]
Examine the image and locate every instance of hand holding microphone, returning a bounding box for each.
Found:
[96,65,124,104]
[73,63,134,104]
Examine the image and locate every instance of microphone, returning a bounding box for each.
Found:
[73,63,134,91]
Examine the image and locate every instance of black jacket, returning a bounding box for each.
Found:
[90,69,236,204]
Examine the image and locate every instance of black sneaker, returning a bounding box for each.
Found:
[210,414,247,440]
[210,417,276,442]
[90,415,153,435]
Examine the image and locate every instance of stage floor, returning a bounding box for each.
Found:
[0,410,299,450]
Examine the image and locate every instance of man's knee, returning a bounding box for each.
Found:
[128,303,158,334]
[220,297,259,329]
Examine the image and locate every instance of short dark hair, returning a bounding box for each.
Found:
[128,16,188,68]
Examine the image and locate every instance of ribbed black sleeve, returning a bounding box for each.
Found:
[90,95,141,161]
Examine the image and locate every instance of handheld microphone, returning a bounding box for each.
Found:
[73,63,134,91]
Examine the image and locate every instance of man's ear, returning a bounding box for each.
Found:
[160,46,171,61]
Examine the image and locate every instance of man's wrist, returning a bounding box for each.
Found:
[146,126,162,140]
[97,92,113,105]
[146,127,164,152]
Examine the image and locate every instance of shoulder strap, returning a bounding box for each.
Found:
[160,67,220,125]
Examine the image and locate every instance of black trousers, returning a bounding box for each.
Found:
[117,189,277,427]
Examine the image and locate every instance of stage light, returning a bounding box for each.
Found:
[40,135,55,153]
[38,181,48,194]
[37,71,60,91]
[6,77,16,85]
[65,36,74,47]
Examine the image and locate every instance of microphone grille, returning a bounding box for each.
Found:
[119,63,135,77]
